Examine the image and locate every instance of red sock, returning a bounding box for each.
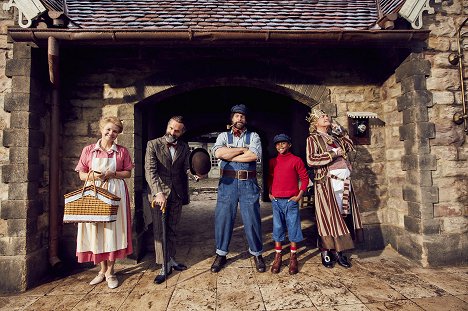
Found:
[275,246,282,253]
[290,246,297,253]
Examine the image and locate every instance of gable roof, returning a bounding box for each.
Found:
[56,0,404,30]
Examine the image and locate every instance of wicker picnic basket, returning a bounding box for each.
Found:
[63,171,121,223]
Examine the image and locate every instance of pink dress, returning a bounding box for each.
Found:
[75,140,134,264]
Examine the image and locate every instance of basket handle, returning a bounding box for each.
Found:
[81,170,99,197]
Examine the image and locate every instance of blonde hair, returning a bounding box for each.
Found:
[99,116,123,133]
[306,108,327,134]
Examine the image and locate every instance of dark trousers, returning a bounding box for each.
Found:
[151,191,183,264]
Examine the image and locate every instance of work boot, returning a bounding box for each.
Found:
[288,252,298,275]
[270,252,282,274]
[254,255,266,273]
[210,255,227,273]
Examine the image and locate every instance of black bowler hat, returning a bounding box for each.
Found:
[231,104,248,115]
[189,148,211,176]
[273,133,291,144]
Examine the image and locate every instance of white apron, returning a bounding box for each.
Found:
[76,151,128,254]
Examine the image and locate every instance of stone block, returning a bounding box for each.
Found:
[13,43,31,59]
[116,133,134,149]
[397,90,433,112]
[3,92,43,113]
[0,200,42,219]
[400,75,427,93]
[404,137,431,155]
[399,124,414,141]
[402,105,429,124]
[2,164,43,182]
[5,59,31,77]
[0,256,26,293]
[3,129,44,148]
[404,215,421,233]
[117,104,135,119]
[396,230,423,263]
[7,182,38,200]
[405,170,433,187]
[11,76,42,96]
[407,201,434,220]
[422,218,441,235]
[0,236,26,255]
[434,203,463,218]
[427,36,451,52]
[402,184,438,203]
[424,235,464,266]
[430,145,458,161]
[416,122,436,139]
[10,111,40,130]
[442,216,467,234]
[431,91,455,105]
[426,68,460,91]
[395,55,431,82]
[432,124,465,147]
[9,147,40,164]
[401,154,437,171]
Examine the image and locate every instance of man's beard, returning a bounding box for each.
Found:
[164,133,177,143]
[232,121,245,130]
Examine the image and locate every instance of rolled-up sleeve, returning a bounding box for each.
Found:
[249,132,262,160]
[211,132,227,157]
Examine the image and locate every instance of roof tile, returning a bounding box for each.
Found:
[54,0,405,30]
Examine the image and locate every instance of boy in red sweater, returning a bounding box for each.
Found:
[268,134,309,274]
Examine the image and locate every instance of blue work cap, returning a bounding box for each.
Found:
[273,133,291,144]
[231,104,248,115]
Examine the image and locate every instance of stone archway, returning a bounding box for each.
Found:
[119,76,334,258]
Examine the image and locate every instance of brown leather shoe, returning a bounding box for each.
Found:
[270,252,282,274]
[289,252,298,275]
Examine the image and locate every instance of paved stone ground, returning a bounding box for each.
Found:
[1,190,467,311]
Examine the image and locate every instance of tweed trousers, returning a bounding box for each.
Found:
[151,190,183,264]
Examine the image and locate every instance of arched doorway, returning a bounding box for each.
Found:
[136,85,314,202]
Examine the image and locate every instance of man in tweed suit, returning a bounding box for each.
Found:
[145,116,194,284]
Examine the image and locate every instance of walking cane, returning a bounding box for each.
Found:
[160,200,168,288]
[152,199,168,288]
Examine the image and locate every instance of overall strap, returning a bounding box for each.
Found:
[245,131,251,145]
[226,130,251,146]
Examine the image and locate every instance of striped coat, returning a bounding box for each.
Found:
[306,131,363,251]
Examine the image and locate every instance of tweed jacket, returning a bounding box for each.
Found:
[145,137,191,204]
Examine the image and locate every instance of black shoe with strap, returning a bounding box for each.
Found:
[254,255,266,273]
[210,255,227,273]
[321,250,335,268]
[336,252,351,268]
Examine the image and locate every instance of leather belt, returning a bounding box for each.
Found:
[221,169,256,180]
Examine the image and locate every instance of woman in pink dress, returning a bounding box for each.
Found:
[75,116,134,288]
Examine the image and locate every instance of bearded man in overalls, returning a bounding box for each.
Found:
[210,104,265,273]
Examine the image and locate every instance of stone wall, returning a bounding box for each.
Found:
[331,85,386,250]
[0,9,51,291]
[422,1,467,265]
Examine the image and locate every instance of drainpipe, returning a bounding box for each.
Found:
[48,36,62,270]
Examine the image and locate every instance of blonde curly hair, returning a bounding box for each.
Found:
[99,116,123,133]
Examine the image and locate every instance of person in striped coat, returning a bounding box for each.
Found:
[305,108,363,268]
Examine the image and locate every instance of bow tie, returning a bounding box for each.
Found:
[167,142,177,147]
